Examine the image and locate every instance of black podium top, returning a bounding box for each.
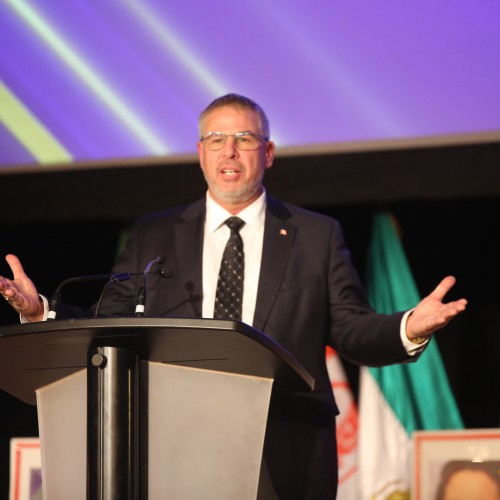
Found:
[0,317,314,405]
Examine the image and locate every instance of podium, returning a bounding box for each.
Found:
[0,318,314,499]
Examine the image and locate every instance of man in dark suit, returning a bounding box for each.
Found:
[1,94,467,498]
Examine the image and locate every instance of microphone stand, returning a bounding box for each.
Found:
[47,273,131,321]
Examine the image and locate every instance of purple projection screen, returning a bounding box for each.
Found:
[1,0,499,172]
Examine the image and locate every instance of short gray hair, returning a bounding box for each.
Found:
[198,93,270,139]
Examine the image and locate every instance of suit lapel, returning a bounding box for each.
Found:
[173,200,205,317]
[253,197,295,331]
[170,196,294,325]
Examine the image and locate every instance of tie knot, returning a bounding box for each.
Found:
[225,216,245,232]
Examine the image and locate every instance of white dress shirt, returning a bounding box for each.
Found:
[202,190,266,325]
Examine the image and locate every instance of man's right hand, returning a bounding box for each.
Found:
[0,254,44,322]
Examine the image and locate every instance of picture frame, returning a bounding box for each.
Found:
[9,438,42,500]
[413,428,500,500]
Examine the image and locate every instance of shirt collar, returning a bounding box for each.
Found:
[205,190,267,233]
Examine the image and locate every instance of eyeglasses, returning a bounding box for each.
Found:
[200,131,268,151]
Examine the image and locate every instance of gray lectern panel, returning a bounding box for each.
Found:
[0,317,314,405]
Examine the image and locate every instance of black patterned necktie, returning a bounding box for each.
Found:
[214,216,245,320]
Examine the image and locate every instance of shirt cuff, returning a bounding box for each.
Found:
[400,309,429,356]
[20,295,49,323]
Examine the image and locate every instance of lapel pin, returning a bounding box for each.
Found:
[280,228,288,236]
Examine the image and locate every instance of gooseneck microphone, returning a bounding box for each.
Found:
[135,256,165,316]
[93,272,137,317]
[46,258,170,320]
[47,272,131,321]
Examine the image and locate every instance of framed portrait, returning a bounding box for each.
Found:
[9,438,42,500]
[413,428,500,500]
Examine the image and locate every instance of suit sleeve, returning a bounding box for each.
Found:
[326,218,414,367]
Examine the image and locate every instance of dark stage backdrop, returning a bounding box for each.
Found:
[0,196,498,498]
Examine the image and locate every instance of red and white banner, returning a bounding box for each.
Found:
[326,347,359,499]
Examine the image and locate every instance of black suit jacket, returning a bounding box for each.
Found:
[94,195,414,499]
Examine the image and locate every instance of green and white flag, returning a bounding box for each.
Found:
[358,213,463,499]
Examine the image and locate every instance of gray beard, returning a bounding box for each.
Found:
[205,177,263,206]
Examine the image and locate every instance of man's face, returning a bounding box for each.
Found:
[197,105,275,213]
[442,470,500,500]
